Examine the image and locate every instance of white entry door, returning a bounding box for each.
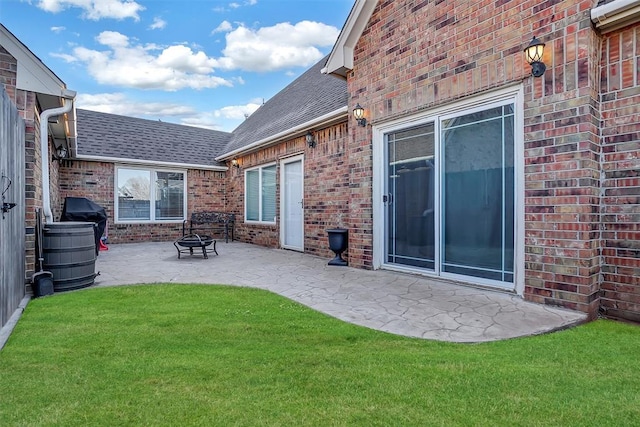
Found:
[281,156,304,251]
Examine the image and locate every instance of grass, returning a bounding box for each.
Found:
[1,284,639,426]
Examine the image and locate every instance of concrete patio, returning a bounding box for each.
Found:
[94,241,587,343]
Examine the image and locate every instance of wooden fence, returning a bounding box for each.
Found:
[0,87,26,329]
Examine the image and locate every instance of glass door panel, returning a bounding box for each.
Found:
[386,123,435,270]
[441,105,515,283]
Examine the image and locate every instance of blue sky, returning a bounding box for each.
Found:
[0,0,353,132]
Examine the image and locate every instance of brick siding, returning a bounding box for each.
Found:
[227,122,349,259]
[58,161,226,244]
[347,0,602,316]
[599,24,640,323]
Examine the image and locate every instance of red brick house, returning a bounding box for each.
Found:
[64,109,230,245]
[316,0,640,321]
[2,0,640,326]
[215,57,349,257]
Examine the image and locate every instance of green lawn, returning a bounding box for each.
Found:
[1,284,639,426]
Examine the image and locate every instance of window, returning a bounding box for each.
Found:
[245,164,276,223]
[116,167,186,222]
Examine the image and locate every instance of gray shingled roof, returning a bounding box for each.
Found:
[222,55,347,155]
[76,109,231,168]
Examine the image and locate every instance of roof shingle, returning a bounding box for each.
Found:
[76,109,231,168]
[223,55,347,155]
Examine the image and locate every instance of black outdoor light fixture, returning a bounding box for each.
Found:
[524,36,546,78]
[353,103,367,127]
[305,131,316,148]
[51,145,68,163]
[231,158,240,169]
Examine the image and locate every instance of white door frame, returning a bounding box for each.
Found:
[280,154,305,251]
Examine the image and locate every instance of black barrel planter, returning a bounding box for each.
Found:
[327,228,348,266]
[43,222,97,292]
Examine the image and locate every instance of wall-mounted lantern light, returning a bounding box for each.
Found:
[231,158,240,169]
[353,103,367,127]
[524,36,546,78]
[51,145,68,163]
[305,131,316,148]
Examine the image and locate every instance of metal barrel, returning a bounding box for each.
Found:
[43,222,97,292]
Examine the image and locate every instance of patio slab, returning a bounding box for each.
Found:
[94,241,587,343]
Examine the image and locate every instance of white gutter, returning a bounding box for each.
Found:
[74,154,228,172]
[591,0,640,32]
[216,106,348,161]
[40,89,76,223]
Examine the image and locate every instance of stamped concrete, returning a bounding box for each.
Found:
[94,241,586,343]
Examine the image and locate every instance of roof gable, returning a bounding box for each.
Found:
[323,0,378,77]
[76,109,232,169]
[0,24,67,97]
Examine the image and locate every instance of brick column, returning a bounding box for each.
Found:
[523,23,601,317]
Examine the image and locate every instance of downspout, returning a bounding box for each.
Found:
[40,89,76,224]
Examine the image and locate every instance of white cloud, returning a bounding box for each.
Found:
[149,17,166,30]
[213,0,257,13]
[36,0,145,21]
[76,92,256,131]
[212,20,233,34]
[76,93,195,117]
[179,114,222,130]
[50,52,78,62]
[66,31,233,91]
[216,21,339,71]
[50,26,66,33]
[213,101,261,120]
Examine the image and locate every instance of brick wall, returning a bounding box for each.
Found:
[58,160,226,243]
[227,122,349,260]
[599,23,640,323]
[522,8,602,316]
[347,0,601,316]
[305,124,350,259]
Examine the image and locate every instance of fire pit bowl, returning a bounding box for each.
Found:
[174,234,218,259]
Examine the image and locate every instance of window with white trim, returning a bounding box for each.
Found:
[115,167,186,222]
[245,164,276,223]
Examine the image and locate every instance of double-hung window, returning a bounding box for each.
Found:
[245,164,276,223]
[116,167,186,222]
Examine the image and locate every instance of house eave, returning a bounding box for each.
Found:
[323,0,378,77]
[216,106,348,161]
[591,0,640,33]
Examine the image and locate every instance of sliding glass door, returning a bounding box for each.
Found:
[383,101,516,289]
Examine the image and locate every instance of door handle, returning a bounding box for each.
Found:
[383,194,393,205]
